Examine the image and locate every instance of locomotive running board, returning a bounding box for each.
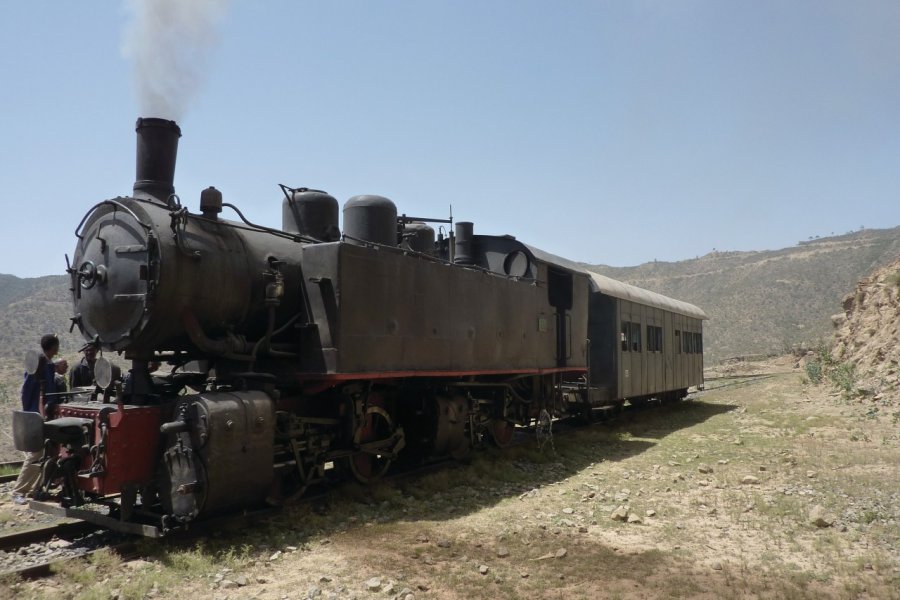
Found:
[28,500,164,538]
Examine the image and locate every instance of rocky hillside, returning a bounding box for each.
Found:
[0,275,83,459]
[831,257,900,399]
[0,274,82,385]
[588,227,900,363]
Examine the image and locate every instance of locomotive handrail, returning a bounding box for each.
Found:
[397,213,453,225]
[182,208,317,242]
[221,202,322,244]
[74,200,152,240]
[341,233,545,287]
[341,232,460,267]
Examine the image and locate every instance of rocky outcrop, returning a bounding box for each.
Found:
[832,258,900,401]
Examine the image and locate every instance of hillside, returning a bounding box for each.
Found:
[0,274,83,459]
[588,227,900,363]
[0,274,82,384]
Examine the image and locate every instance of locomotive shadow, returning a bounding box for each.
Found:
[147,398,737,561]
[348,399,737,518]
[283,399,735,529]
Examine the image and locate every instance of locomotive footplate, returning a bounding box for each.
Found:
[27,500,164,538]
[27,500,283,538]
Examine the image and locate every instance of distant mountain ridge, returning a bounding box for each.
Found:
[587,226,900,362]
[0,227,898,379]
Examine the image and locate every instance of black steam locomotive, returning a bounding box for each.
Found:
[13,119,705,536]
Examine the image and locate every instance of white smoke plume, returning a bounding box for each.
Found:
[122,0,229,121]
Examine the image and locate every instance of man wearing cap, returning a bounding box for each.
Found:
[12,334,59,504]
[69,341,98,388]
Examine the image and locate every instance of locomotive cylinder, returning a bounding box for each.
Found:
[133,117,181,203]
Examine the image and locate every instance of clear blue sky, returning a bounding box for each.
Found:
[1,1,898,278]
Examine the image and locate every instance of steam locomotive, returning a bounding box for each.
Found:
[13,118,706,536]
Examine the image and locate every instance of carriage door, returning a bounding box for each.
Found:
[548,268,573,368]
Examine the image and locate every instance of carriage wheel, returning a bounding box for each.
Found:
[347,406,394,484]
[488,419,516,449]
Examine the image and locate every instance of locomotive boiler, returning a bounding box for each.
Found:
[14,118,705,536]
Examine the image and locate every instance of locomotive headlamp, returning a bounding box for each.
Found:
[94,357,114,390]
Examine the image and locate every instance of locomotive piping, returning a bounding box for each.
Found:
[249,310,303,370]
[182,310,299,364]
[182,311,253,361]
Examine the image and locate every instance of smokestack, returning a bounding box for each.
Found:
[133,117,181,202]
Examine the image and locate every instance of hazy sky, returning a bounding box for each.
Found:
[1,1,898,278]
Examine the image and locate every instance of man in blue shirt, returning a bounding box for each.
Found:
[12,334,59,504]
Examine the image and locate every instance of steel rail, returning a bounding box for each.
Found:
[0,460,24,484]
[0,521,101,553]
[2,539,138,580]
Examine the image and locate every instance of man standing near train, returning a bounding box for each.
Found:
[11,334,59,505]
[69,340,98,388]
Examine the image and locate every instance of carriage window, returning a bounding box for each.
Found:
[646,325,663,352]
[675,330,681,354]
[687,332,698,353]
[621,321,641,352]
[694,332,703,354]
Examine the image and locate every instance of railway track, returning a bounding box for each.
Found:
[0,519,137,579]
[700,372,786,392]
[0,460,24,484]
[0,521,100,553]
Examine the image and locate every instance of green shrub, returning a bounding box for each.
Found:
[805,360,823,384]
[804,342,857,397]
[829,362,856,395]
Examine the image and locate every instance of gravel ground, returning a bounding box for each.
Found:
[4,363,900,599]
